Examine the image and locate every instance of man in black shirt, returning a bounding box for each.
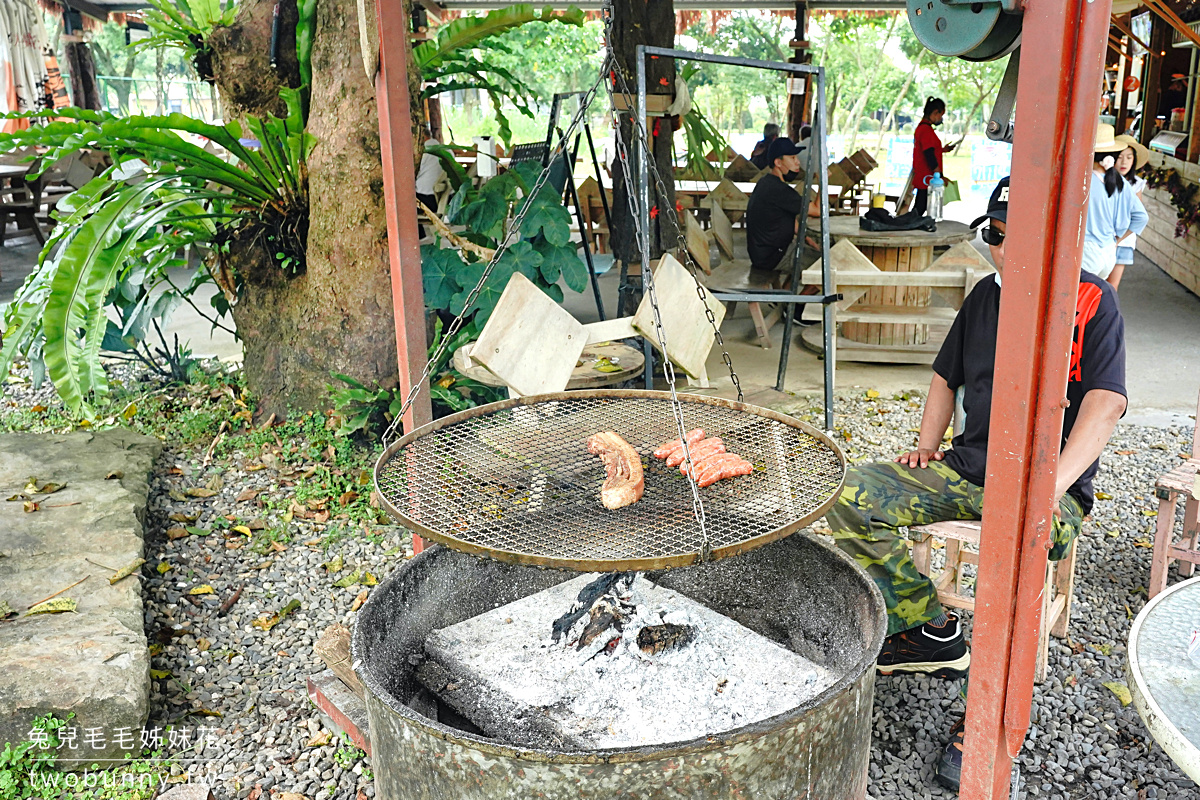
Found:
[824,177,1128,790]
[750,122,780,170]
[745,137,817,287]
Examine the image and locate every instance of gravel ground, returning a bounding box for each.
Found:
[4,368,1200,799]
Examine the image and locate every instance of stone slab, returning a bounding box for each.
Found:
[0,429,161,762]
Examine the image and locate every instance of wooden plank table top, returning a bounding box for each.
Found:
[455,341,644,391]
[826,217,976,248]
[0,164,31,180]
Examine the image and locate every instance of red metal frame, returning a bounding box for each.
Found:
[375,0,432,552]
[962,0,1113,796]
[370,0,1119,786]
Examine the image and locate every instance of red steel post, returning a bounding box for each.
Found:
[960,0,1113,796]
[375,0,433,551]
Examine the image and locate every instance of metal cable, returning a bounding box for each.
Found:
[382,60,615,445]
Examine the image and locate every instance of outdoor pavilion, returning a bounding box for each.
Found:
[370,0,1129,798]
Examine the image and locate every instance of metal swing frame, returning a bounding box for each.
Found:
[632,46,838,430]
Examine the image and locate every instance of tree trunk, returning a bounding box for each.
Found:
[209,0,301,119]
[844,15,897,150]
[876,52,922,152]
[65,43,101,111]
[212,0,413,419]
[609,0,676,315]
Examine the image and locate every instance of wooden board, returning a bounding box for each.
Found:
[683,210,712,274]
[702,178,750,213]
[724,154,760,182]
[928,241,994,306]
[632,254,725,379]
[473,272,586,396]
[711,201,736,261]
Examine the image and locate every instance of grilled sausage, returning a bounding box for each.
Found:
[696,458,754,488]
[667,436,724,468]
[678,440,729,475]
[652,429,704,460]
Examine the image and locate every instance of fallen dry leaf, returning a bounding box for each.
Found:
[339,491,359,506]
[197,638,211,652]
[108,558,146,585]
[306,731,332,748]
[351,590,369,612]
[188,585,215,596]
[323,554,344,574]
[23,501,38,513]
[333,568,363,588]
[269,540,287,553]
[150,669,171,680]
[26,597,77,616]
[1115,450,1138,455]
[186,487,218,499]
[232,525,253,537]
[156,562,172,574]
[246,518,268,531]
[105,470,124,480]
[0,600,16,620]
[1103,681,1133,707]
[166,527,190,541]
[235,488,260,503]
[252,599,301,631]
[205,475,224,493]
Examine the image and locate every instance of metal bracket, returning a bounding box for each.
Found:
[939,0,1023,10]
[986,47,1021,144]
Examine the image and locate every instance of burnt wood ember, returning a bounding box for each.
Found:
[550,572,634,644]
[637,623,696,655]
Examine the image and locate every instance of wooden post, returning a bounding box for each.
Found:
[1141,15,1168,146]
[1117,26,1134,134]
[787,1,811,140]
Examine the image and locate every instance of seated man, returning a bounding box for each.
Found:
[745,137,820,289]
[824,176,1128,791]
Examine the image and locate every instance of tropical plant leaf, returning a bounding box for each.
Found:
[422,245,465,309]
[497,240,543,284]
[455,184,509,239]
[533,240,577,286]
[414,5,583,70]
[450,260,515,323]
[519,194,571,246]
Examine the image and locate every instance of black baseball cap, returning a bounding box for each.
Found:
[970,176,1009,228]
[767,137,803,164]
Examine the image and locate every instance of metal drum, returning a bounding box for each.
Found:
[352,533,886,800]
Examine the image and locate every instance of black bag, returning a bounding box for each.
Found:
[858,207,937,233]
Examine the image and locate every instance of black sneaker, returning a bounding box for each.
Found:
[935,714,966,790]
[877,613,970,678]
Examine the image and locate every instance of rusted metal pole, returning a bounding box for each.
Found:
[376,0,432,551]
[959,0,1112,796]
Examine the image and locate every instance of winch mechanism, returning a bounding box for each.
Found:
[906,0,1023,143]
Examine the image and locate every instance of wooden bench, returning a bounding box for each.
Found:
[1149,391,1200,598]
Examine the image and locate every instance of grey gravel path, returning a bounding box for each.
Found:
[4,365,1200,799]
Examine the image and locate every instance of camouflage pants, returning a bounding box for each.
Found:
[826,460,1084,637]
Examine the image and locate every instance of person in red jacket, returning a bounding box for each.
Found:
[912,97,956,215]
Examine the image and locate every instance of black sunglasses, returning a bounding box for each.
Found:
[981,225,1006,246]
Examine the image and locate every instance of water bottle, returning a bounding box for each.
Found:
[928,172,945,222]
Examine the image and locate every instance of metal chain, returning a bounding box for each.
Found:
[600,7,714,558]
[607,60,743,404]
[382,60,614,445]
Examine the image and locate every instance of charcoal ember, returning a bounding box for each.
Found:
[637,623,696,655]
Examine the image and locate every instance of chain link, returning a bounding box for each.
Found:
[606,59,743,404]
[601,8,721,559]
[382,59,614,445]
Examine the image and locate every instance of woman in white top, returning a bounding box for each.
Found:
[1082,123,1148,289]
[1110,133,1150,290]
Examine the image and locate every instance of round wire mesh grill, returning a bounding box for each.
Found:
[375,390,846,572]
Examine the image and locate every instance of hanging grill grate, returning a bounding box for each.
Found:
[375,391,845,572]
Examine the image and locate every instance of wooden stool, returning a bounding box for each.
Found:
[1149,396,1200,598]
[909,519,1078,684]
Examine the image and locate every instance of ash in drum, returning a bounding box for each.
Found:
[416,574,835,751]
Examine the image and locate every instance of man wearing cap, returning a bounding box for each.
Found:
[822,176,1128,791]
[745,137,819,287]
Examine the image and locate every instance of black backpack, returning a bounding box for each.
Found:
[858,207,937,233]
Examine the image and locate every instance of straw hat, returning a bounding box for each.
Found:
[1114,134,1150,169]
[1094,122,1126,153]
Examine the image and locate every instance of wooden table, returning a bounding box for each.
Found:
[455,341,645,393]
[820,218,976,362]
[1127,574,1200,784]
